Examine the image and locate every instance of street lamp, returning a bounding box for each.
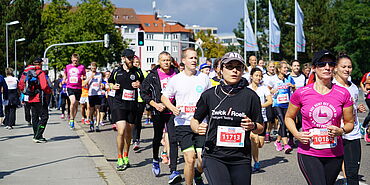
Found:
[158,15,171,50]
[15,38,26,77]
[285,22,297,60]
[6,20,20,68]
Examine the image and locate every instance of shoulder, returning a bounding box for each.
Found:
[295,83,313,95]
[333,84,351,96]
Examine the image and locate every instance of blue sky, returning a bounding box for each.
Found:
[64,0,245,33]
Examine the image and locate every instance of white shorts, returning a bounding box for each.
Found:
[79,97,89,104]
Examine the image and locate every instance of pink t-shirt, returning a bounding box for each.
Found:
[65,64,86,89]
[290,83,353,157]
[157,68,176,105]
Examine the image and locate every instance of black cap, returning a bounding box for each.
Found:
[33,58,43,64]
[121,49,135,58]
[312,50,336,65]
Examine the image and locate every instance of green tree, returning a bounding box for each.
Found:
[194,30,226,59]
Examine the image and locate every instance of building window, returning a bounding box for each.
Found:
[172,34,178,40]
[164,33,170,40]
[213,30,218,34]
[146,34,154,39]
[154,23,158,27]
[144,23,150,27]
[173,45,178,52]
[147,46,154,51]
[147,58,154,63]
[164,46,169,51]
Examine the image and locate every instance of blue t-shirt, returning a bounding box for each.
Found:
[269,75,295,108]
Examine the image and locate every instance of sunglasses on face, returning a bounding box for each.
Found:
[224,64,245,71]
[315,61,336,68]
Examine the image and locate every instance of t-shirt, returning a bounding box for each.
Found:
[193,86,263,165]
[248,84,271,122]
[87,72,103,96]
[262,73,276,87]
[268,75,295,108]
[162,71,211,126]
[291,73,306,89]
[158,68,176,104]
[65,64,86,89]
[290,83,353,157]
[5,76,18,90]
[332,78,361,140]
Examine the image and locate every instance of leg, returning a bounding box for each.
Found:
[343,139,361,185]
[297,153,327,185]
[251,133,259,163]
[24,102,32,124]
[202,157,232,185]
[116,120,127,156]
[363,99,370,127]
[36,101,49,139]
[229,162,252,185]
[167,115,178,173]
[9,105,17,127]
[152,115,166,161]
[69,95,78,120]
[4,105,9,127]
[30,103,41,139]
[323,156,343,185]
[183,150,196,185]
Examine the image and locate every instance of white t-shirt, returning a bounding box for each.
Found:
[162,71,211,126]
[263,73,276,87]
[248,84,271,122]
[332,78,361,140]
[291,73,306,89]
[88,72,103,96]
[5,76,18,90]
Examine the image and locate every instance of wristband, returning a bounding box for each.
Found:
[341,127,346,135]
[252,122,257,131]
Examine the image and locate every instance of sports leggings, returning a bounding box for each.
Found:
[298,153,343,185]
[203,157,251,185]
[274,107,288,137]
[363,99,370,128]
[132,102,145,142]
[344,139,361,185]
[61,93,70,116]
[151,113,171,161]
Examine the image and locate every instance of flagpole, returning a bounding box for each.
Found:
[244,0,247,61]
[294,0,297,60]
[254,0,257,56]
[268,0,271,61]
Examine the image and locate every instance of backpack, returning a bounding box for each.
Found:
[23,69,41,96]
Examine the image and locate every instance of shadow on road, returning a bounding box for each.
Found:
[0,133,33,142]
[0,154,104,179]
[260,156,289,169]
[48,135,80,142]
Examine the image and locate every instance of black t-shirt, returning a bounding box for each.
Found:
[109,66,144,110]
[193,85,263,165]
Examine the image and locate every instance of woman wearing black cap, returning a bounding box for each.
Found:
[190,52,264,185]
[285,50,354,185]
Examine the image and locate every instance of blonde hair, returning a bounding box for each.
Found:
[275,61,288,75]
[5,68,14,76]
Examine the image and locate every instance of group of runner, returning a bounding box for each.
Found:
[58,48,369,185]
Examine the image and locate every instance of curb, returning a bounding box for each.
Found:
[74,123,125,185]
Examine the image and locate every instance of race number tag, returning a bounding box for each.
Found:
[277,93,289,104]
[92,82,100,90]
[122,89,135,101]
[216,126,245,147]
[69,77,78,84]
[108,90,116,97]
[24,95,29,102]
[309,128,337,149]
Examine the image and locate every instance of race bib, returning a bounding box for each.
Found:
[179,106,196,113]
[69,77,78,84]
[122,89,135,101]
[92,82,100,90]
[24,95,29,102]
[309,128,337,149]
[216,126,245,147]
[277,93,289,104]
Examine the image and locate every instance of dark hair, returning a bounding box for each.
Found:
[181,48,196,59]
[179,62,185,67]
[337,53,352,63]
[250,67,262,76]
[213,58,221,69]
[291,59,300,65]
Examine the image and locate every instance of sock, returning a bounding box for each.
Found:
[194,168,202,178]
[123,152,128,157]
[118,154,123,159]
[266,132,270,135]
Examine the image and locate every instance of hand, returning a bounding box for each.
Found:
[327,125,344,137]
[271,88,278,94]
[197,123,208,135]
[287,83,293,87]
[358,103,367,113]
[155,102,166,112]
[132,80,140,88]
[112,84,120,90]
[294,132,312,144]
[171,106,181,116]
[240,117,255,131]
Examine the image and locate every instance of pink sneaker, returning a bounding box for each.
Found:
[112,124,117,131]
[60,114,65,119]
[84,119,90,125]
[274,141,283,151]
[284,144,293,154]
[365,130,370,143]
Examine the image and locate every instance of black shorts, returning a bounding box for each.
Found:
[111,109,136,124]
[99,97,108,112]
[88,95,101,107]
[258,122,267,136]
[266,105,275,122]
[67,88,82,101]
[176,125,205,152]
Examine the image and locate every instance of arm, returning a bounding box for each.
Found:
[161,95,179,115]
[1,77,8,100]
[82,73,93,87]
[285,103,312,144]
[38,71,52,94]
[327,106,354,137]
[140,75,166,112]
[262,95,272,108]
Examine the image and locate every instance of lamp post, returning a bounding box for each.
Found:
[15,38,26,77]
[285,22,297,60]
[6,21,20,68]
[158,15,171,50]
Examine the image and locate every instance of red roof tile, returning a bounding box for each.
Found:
[137,15,190,33]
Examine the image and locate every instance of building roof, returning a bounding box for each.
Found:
[137,15,190,33]
[113,8,141,25]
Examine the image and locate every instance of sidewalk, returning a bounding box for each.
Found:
[0,108,113,185]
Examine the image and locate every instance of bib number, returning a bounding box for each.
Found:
[24,95,29,102]
[92,82,100,90]
[122,89,135,101]
[179,106,196,113]
[69,77,78,84]
[108,90,116,97]
[216,126,245,147]
[310,128,337,149]
[277,93,289,104]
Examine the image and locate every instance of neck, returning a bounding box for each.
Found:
[334,75,349,87]
[291,71,300,77]
[314,78,333,94]
[251,82,258,89]
[278,73,285,80]
[267,72,274,76]
[160,68,170,74]
[184,68,196,76]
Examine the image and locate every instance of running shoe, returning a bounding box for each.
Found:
[100,122,105,126]
[69,120,75,129]
[27,121,32,126]
[133,142,140,151]
[112,124,117,131]
[116,158,124,171]
[85,119,90,125]
[4,126,9,129]
[39,138,47,142]
[274,141,283,151]
[61,114,65,119]
[33,138,47,143]
[152,160,160,177]
[288,138,295,147]
[161,152,169,164]
[81,118,85,124]
[360,125,365,135]
[365,127,370,143]
[168,171,182,184]
[264,134,271,143]
[95,125,100,132]
[122,157,130,170]
[284,144,293,154]
[252,162,261,172]
[194,169,204,185]
[89,121,94,132]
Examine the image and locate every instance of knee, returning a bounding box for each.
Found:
[185,153,196,165]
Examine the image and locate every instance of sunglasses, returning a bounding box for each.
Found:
[315,62,336,68]
[224,64,245,71]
